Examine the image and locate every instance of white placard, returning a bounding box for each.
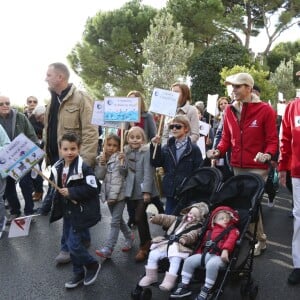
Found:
[91,100,120,128]
[277,103,286,116]
[8,215,33,238]
[199,120,210,136]
[0,134,45,181]
[197,136,206,159]
[296,89,300,98]
[149,88,179,117]
[227,85,233,98]
[278,92,284,101]
[104,97,140,122]
[206,94,219,116]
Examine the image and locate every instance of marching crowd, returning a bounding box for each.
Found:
[0,62,300,299]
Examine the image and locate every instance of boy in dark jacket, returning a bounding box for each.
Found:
[49,133,101,289]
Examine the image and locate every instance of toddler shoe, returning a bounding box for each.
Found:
[122,233,135,252]
[95,246,112,259]
[170,282,192,298]
[195,286,210,300]
[65,272,84,289]
[254,240,267,256]
[84,262,101,286]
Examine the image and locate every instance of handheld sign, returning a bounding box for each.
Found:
[0,133,45,181]
[91,100,120,128]
[206,94,219,117]
[8,215,36,238]
[277,103,286,117]
[278,92,284,102]
[104,97,140,122]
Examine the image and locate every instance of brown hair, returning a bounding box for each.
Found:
[170,115,191,132]
[217,97,229,110]
[127,90,147,112]
[171,83,192,104]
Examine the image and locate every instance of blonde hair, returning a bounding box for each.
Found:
[126,126,147,144]
[170,115,191,132]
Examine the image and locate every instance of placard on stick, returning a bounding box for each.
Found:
[206,94,219,117]
[91,100,120,128]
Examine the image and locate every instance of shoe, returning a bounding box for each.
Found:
[55,251,71,264]
[6,214,20,225]
[288,268,300,285]
[122,233,134,252]
[135,241,151,262]
[84,262,101,286]
[195,286,210,300]
[65,272,84,289]
[170,282,192,298]
[254,240,267,256]
[268,198,275,208]
[95,247,112,259]
[32,192,43,201]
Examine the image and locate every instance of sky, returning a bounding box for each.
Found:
[0,0,298,107]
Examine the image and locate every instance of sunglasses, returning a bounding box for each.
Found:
[0,102,10,106]
[169,124,183,130]
[28,100,37,104]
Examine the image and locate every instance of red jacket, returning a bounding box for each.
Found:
[217,100,278,169]
[278,98,300,177]
[196,206,240,255]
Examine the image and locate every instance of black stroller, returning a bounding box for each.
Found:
[131,167,223,300]
[188,172,265,300]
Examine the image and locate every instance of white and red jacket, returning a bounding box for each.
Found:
[217,97,278,170]
[278,97,300,178]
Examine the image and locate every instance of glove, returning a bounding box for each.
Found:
[254,152,271,163]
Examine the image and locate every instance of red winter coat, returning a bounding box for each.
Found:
[196,206,240,255]
[217,99,278,170]
[278,97,300,177]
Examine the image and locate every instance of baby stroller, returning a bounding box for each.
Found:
[188,172,265,300]
[131,167,223,300]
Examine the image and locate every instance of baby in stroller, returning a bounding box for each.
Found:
[171,205,240,300]
[139,202,209,292]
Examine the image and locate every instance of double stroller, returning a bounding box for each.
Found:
[131,167,265,300]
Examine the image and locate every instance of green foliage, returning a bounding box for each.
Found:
[67,0,157,98]
[190,42,251,103]
[220,65,278,105]
[270,60,296,101]
[141,11,194,101]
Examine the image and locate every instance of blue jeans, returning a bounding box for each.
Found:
[5,173,34,215]
[63,217,96,274]
[165,197,177,215]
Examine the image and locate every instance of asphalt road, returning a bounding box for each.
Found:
[0,184,299,300]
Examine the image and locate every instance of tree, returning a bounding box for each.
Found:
[190,43,252,103]
[270,60,296,100]
[67,0,157,98]
[141,11,194,100]
[220,65,278,105]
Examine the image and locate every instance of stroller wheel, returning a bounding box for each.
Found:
[131,285,143,300]
[141,288,152,300]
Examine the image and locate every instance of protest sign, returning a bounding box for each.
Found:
[278,92,284,102]
[199,120,210,136]
[8,215,36,238]
[277,103,286,116]
[91,100,120,128]
[104,97,140,122]
[149,88,179,117]
[206,94,219,116]
[0,133,45,181]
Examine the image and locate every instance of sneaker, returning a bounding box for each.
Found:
[288,268,300,285]
[121,233,135,252]
[95,246,112,259]
[0,216,7,239]
[195,286,210,300]
[84,262,101,286]
[170,282,192,298]
[6,214,20,225]
[268,198,275,208]
[65,272,84,289]
[55,251,71,264]
[254,240,267,256]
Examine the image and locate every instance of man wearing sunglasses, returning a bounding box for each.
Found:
[0,96,39,224]
[207,72,278,257]
[24,96,38,118]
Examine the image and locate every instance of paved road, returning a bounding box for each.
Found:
[0,184,300,300]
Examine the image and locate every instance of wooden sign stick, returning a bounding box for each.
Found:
[152,114,165,159]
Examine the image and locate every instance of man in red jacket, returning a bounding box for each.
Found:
[278,92,300,285]
[207,73,278,256]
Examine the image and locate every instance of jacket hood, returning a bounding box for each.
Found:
[209,205,239,228]
[180,202,209,222]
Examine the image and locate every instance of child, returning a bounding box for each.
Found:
[151,115,203,214]
[170,206,240,299]
[49,132,101,289]
[120,126,159,262]
[94,134,133,258]
[139,202,209,291]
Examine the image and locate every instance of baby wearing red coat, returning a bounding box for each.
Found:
[170,205,240,300]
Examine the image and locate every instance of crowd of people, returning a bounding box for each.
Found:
[0,64,299,297]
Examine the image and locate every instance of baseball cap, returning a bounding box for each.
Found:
[224,73,254,88]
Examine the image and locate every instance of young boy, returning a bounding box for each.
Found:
[49,132,101,289]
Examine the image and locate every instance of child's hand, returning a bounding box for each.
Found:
[118,153,125,161]
[151,135,161,145]
[99,153,106,165]
[143,192,151,203]
[221,249,229,262]
[58,188,69,198]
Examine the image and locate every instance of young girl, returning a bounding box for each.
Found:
[120,126,159,262]
[95,134,133,259]
[151,115,203,215]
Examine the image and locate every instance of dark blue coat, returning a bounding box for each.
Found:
[49,156,101,230]
[150,137,203,197]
